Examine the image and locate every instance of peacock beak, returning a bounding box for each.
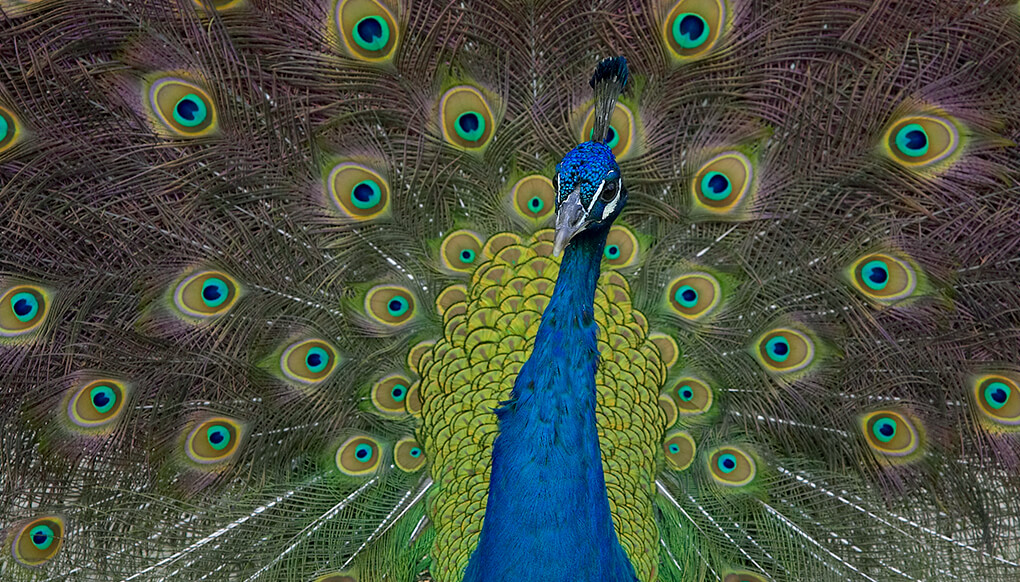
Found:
[553,186,587,256]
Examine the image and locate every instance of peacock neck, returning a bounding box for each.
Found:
[462,223,638,582]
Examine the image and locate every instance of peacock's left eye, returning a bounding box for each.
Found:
[600,179,620,202]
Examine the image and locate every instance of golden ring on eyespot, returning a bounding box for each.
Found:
[440,86,495,150]
[185,417,243,464]
[173,270,241,318]
[972,374,1020,426]
[755,327,815,373]
[365,285,416,327]
[848,253,917,303]
[336,435,382,476]
[336,0,399,62]
[692,151,752,213]
[708,446,756,486]
[440,230,485,273]
[1,284,50,337]
[148,77,217,137]
[860,410,920,457]
[328,162,391,220]
[281,339,339,385]
[12,516,64,567]
[666,273,721,320]
[883,114,959,168]
[663,0,727,59]
[668,376,713,415]
[394,437,426,472]
[371,374,413,415]
[68,379,128,429]
[663,431,696,471]
[510,175,556,223]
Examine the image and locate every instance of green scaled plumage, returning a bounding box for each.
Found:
[2,0,1020,581]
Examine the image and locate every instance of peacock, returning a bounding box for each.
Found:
[2,0,1020,581]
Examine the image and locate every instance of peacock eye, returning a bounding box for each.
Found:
[600,179,619,202]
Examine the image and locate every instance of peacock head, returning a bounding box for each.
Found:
[552,141,626,255]
[552,55,629,256]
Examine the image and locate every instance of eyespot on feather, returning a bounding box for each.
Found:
[663,431,696,471]
[185,418,243,464]
[510,175,556,223]
[440,86,495,150]
[848,253,918,303]
[315,574,358,582]
[581,102,634,159]
[860,410,920,457]
[147,77,217,137]
[667,376,713,415]
[1,284,50,338]
[692,151,753,214]
[602,226,639,269]
[281,339,339,385]
[365,285,416,327]
[754,328,814,373]
[336,435,382,476]
[0,105,25,154]
[663,0,726,59]
[371,374,412,415]
[666,273,721,320]
[328,162,391,220]
[440,230,484,273]
[708,446,755,486]
[649,332,679,369]
[173,270,241,319]
[394,437,426,472]
[68,379,129,430]
[882,114,959,168]
[335,0,399,62]
[972,374,1020,426]
[12,516,64,567]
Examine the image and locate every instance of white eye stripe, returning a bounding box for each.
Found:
[602,194,619,220]
[589,181,606,212]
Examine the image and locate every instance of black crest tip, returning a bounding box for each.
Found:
[590,56,629,91]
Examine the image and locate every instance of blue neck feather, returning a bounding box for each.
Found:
[462,224,638,582]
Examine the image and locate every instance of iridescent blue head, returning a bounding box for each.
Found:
[553,56,629,255]
[552,142,626,254]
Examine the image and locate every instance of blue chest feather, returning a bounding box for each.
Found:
[462,227,638,582]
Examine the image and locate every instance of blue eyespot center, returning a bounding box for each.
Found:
[872,418,897,443]
[605,245,621,259]
[668,443,680,454]
[353,15,390,51]
[895,123,929,157]
[455,112,485,141]
[354,443,373,462]
[305,347,330,373]
[679,386,694,401]
[201,277,229,308]
[862,260,889,291]
[207,425,231,451]
[985,381,1011,410]
[701,171,732,201]
[460,249,476,263]
[90,386,117,414]
[29,525,54,550]
[391,383,407,402]
[673,13,710,49]
[718,453,737,473]
[387,296,409,317]
[675,285,699,308]
[409,447,422,458]
[11,292,38,321]
[351,180,382,209]
[765,336,790,362]
[528,196,544,213]
[172,94,208,128]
